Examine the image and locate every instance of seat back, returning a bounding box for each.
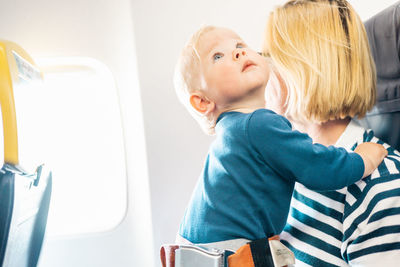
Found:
[0,40,52,267]
[357,106,400,151]
[356,3,400,151]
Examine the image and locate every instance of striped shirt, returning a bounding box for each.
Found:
[281,120,400,266]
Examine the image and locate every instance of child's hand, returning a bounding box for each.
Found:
[354,142,388,178]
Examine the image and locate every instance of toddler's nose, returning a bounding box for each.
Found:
[233,49,246,60]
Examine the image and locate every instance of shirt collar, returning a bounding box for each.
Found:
[334,120,366,149]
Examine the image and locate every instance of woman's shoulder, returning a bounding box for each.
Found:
[344,135,400,211]
[344,121,400,178]
[339,123,400,203]
[360,130,400,179]
[369,147,400,179]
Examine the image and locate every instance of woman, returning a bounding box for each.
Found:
[263,0,400,266]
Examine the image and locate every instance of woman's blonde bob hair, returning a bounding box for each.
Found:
[263,0,376,123]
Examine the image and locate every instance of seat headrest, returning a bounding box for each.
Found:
[365,2,400,111]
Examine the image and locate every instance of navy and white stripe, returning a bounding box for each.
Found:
[281,121,400,266]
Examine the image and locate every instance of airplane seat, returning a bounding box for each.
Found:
[356,2,400,151]
[0,40,52,267]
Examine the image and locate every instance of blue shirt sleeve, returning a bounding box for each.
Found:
[247,110,364,190]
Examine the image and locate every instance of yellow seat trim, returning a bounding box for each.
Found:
[0,40,42,166]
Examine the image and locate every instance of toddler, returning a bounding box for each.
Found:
[174,25,387,251]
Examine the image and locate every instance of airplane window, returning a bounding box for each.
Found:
[20,57,127,236]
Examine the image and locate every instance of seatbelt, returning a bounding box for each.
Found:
[160,236,295,267]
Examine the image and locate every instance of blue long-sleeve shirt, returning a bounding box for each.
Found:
[179,109,364,244]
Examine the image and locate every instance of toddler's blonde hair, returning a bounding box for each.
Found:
[174,25,217,135]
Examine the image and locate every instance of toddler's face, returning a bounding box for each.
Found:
[197,28,269,107]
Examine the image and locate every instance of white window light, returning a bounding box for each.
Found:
[14,57,127,236]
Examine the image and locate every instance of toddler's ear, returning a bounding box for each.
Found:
[189,93,215,115]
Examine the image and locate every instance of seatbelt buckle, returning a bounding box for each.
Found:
[160,236,295,267]
[268,238,295,267]
[160,244,225,267]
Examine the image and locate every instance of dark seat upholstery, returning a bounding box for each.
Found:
[0,165,52,267]
[357,2,400,151]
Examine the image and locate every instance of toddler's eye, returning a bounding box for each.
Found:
[213,53,223,61]
[236,43,245,48]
